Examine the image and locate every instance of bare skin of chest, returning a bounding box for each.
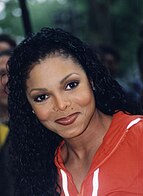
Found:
[63,140,103,193]
[65,158,92,193]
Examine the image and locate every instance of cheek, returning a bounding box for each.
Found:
[32,104,53,122]
[74,88,95,107]
[35,110,48,121]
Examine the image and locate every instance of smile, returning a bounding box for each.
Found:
[55,112,80,126]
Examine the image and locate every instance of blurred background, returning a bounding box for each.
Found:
[0,0,143,86]
[1,1,143,195]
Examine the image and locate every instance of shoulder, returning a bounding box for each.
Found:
[111,111,143,137]
[118,112,143,146]
[113,111,143,126]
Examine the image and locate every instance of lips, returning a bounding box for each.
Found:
[55,112,79,126]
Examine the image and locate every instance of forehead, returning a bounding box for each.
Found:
[30,54,83,73]
[28,55,86,84]
[26,55,89,93]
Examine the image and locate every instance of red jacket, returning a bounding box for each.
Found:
[55,111,143,195]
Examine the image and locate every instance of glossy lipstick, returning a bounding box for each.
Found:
[55,112,79,126]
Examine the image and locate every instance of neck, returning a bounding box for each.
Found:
[62,110,112,162]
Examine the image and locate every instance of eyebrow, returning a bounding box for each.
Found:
[29,73,80,94]
[60,73,80,84]
[29,88,48,94]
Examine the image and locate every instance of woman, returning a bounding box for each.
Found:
[7,27,143,195]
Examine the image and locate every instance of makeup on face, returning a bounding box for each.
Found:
[26,55,95,139]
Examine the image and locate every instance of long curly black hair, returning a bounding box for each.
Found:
[7,27,142,196]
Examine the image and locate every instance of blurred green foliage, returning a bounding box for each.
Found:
[0,0,143,73]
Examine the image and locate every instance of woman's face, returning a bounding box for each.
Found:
[26,55,96,139]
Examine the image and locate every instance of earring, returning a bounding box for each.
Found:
[92,85,95,91]
[32,110,35,114]
[92,83,96,91]
[91,81,96,91]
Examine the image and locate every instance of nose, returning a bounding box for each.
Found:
[53,94,71,111]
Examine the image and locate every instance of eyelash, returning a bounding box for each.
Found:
[65,81,79,90]
[34,94,49,103]
[33,81,79,103]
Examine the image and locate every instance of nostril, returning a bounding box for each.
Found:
[53,95,72,111]
[54,102,69,112]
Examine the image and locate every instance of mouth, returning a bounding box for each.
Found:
[55,112,80,126]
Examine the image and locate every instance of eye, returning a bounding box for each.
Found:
[66,81,79,90]
[34,94,49,102]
